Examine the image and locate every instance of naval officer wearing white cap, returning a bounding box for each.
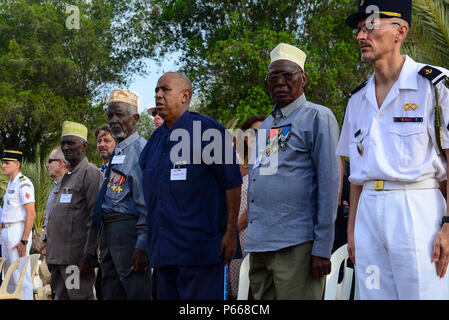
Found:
[1,150,35,300]
[245,43,341,300]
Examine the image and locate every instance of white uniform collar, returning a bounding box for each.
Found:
[363,55,419,111]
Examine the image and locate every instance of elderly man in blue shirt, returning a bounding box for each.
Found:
[139,72,242,300]
[93,89,152,300]
[245,43,341,300]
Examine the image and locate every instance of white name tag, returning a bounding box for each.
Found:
[111,155,126,165]
[170,169,187,181]
[60,194,72,203]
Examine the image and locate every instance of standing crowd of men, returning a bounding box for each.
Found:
[1,0,449,300]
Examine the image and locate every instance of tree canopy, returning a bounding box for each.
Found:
[141,0,371,126]
[0,0,155,161]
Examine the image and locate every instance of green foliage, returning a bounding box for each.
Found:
[20,152,53,237]
[403,0,449,69]
[0,0,155,161]
[144,0,370,127]
[301,0,371,125]
[137,111,156,141]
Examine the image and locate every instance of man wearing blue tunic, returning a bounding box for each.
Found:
[139,72,242,300]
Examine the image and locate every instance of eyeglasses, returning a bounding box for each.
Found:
[47,158,60,164]
[151,110,157,117]
[266,71,302,82]
[352,22,400,38]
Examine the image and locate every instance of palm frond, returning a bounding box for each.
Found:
[403,0,449,68]
[20,148,53,236]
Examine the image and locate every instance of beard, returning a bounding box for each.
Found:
[111,125,126,141]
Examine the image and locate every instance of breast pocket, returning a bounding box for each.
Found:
[389,121,427,168]
[66,184,83,210]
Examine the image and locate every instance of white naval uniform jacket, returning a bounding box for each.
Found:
[337,55,449,185]
[1,173,35,223]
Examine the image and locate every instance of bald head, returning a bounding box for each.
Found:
[163,72,193,102]
[155,72,193,129]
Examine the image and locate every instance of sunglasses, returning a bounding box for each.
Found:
[47,158,60,164]
[151,110,158,117]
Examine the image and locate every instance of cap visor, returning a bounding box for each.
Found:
[346,12,369,28]
[346,12,401,29]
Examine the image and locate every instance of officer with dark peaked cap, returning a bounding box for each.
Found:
[345,0,412,29]
[336,0,449,299]
[1,150,35,300]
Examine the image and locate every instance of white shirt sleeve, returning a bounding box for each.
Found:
[439,72,449,150]
[336,103,353,157]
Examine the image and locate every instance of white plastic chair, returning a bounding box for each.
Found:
[0,257,5,273]
[0,257,30,300]
[237,254,250,300]
[324,244,354,300]
[29,254,42,299]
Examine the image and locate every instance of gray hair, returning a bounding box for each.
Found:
[53,146,69,168]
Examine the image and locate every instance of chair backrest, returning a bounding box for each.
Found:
[29,254,40,283]
[237,254,250,300]
[0,257,5,273]
[0,257,30,299]
[0,259,20,296]
[324,244,353,300]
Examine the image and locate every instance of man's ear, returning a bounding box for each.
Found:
[301,72,308,87]
[181,89,191,104]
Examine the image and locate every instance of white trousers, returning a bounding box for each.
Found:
[355,188,449,300]
[1,223,33,300]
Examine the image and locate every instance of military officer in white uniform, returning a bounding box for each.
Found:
[338,0,449,299]
[1,150,35,300]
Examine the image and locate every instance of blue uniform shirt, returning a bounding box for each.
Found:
[102,131,148,250]
[246,94,341,259]
[139,111,242,267]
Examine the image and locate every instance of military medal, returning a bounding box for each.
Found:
[279,126,291,151]
[116,174,126,194]
[266,128,279,157]
[357,143,364,156]
[354,129,364,156]
[266,126,291,156]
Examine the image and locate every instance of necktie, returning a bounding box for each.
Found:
[100,164,107,173]
[93,151,114,233]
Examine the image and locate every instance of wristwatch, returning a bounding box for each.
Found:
[20,239,28,245]
[441,216,449,227]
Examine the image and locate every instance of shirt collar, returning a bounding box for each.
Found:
[11,172,22,185]
[271,94,307,119]
[67,157,88,175]
[398,55,419,91]
[161,110,190,133]
[115,131,140,153]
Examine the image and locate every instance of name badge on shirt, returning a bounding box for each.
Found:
[111,155,126,165]
[60,194,72,203]
[170,169,187,181]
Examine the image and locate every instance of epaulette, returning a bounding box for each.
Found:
[418,65,446,86]
[19,176,25,182]
[349,80,368,98]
